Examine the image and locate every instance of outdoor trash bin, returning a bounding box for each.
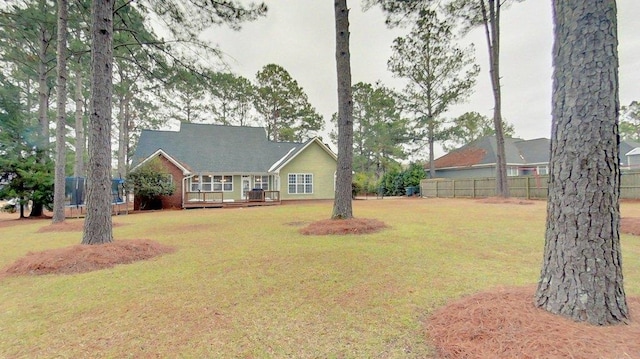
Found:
[406,186,415,196]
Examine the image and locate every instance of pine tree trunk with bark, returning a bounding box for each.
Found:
[117,92,126,178]
[481,0,509,197]
[52,0,69,223]
[332,0,354,219]
[73,71,85,177]
[82,0,114,245]
[31,14,51,218]
[535,0,628,325]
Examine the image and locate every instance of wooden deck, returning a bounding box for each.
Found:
[183,190,281,209]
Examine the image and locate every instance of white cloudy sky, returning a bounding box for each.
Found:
[205,1,640,155]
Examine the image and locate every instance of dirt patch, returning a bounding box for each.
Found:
[1,239,176,277]
[477,197,535,205]
[621,217,640,236]
[300,217,387,235]
[427,286,640,359]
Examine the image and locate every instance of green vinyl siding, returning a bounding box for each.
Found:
[280,142,336,200]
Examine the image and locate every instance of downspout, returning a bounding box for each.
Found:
[183,174,196,209]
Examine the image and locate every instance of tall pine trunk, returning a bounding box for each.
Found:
[535,0,628,325]
[481,0,508,197]
[117,92,126,178]
[73,71,85,177]
[31,20,51,218]
[332,0,354,219]
[52,0,69,223]
[82,0,114,245]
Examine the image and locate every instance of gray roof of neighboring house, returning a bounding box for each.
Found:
[435,136,640,169]
[131,123,306,173]
[621,139,640,163]
[434,136,551,169]
[514,138,550,164]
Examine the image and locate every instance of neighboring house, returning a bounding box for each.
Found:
[432,136,640,179]
[621,139,640,170]
[130,123,337,209]
[431,136,550,179]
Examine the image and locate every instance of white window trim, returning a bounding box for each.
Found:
[189,175,233,192]
[213,175,233,192]
[537,165,549,175]
[507,167,519,177]
[253,175,270,190]
[288,173,313,194]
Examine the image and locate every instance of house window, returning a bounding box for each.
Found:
[537,166,549,175]
[190,176,200,191]
[213,175,233,191]
[201,175,213,191]
[254,175,269,190]
[507,167,519,177]
[288,173,313,194]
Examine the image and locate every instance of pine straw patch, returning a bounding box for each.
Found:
[299,217,387,235]
[1,240,175,277]
[427,286,640,359]
[621,217,640,236]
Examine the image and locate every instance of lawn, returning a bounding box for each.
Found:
[1,198,639,358]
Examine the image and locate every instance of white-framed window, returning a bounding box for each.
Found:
[288,173,313,194]
[213,175,233,192]
[190,175,200,191]
[537,165,549,175]
[201,175,213,191]
[254,175,269,190]
[189,175,232,191]
[507,167,519,177]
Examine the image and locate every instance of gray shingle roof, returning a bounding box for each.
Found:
[434,136,551,168]
[131,123,302,173]
[436,136,640,169]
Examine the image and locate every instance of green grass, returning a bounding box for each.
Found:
[1,198,639,358]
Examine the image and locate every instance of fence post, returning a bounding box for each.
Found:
[526,177,531,199]
[452,180,456,198]
[473,179,476,198]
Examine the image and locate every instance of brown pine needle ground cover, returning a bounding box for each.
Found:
[0,198,639,358]
[1,239,175,276]
[300,217,387,235]
[427,286,640,359]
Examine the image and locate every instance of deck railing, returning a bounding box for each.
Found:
[184,190,280,206]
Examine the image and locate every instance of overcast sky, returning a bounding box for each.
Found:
[205,1,640,156]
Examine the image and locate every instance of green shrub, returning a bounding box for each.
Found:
[127,158,175,210]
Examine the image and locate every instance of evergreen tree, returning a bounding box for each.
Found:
[254,64,323,142]
[535,0,628,325]
[388,9,479,178]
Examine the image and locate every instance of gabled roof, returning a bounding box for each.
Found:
[269,137,337,172]
[133,149,192,175]
[621,139,640,160]
[130,123,333,174]
[436,136,640,169]
[434,136,550,169]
